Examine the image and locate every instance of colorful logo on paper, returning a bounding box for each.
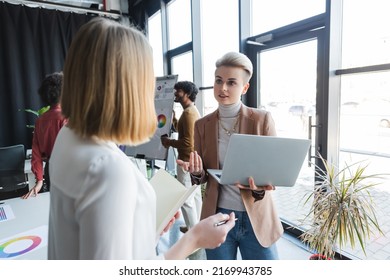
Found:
[0,235,41,258]
[157,114,167,128]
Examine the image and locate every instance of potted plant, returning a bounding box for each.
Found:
[300,153,385,260]
[20,106,50,128]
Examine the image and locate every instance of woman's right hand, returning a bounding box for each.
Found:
[176,151,203,176]
[164,212,235,260]
[190,212,236,249]
[21,180,43,199]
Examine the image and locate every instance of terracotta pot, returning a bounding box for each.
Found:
[309,254,332,260]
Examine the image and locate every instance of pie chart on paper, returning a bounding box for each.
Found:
[157,114,167,128]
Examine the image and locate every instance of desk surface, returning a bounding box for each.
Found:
[0,192,49,260]
[24,159,35,190]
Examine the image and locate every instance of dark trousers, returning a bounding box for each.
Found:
[40,160,50,193]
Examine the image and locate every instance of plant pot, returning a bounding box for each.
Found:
[309,254,331,260]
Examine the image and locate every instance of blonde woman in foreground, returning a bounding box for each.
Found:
[47,17,235,260]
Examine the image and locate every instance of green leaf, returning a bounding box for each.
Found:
[23,108,39,117]
[37,106,50,115]
[20,106,50,128]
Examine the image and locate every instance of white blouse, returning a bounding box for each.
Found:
[48,126,163,260]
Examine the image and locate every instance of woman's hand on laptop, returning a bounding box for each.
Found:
[235,176,275,191]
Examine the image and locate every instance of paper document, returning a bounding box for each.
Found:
[0,204,15,223]
[149,169,198,236]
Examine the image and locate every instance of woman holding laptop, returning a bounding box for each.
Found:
[177,52,283,260]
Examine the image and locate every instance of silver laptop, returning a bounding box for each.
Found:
[207,134,311,187]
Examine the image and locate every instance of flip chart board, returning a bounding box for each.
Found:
[125,75,178,160]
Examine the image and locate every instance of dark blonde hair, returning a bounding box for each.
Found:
[215,52,253,83]
[61,18,156,145]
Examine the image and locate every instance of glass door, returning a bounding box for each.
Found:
[257,38,322,229]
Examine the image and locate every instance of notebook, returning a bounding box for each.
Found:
[149,169,197,237]
[207,134,311,187]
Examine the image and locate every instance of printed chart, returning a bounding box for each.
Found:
[0,225,48,259]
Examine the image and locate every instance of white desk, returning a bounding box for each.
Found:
[24,158,36,190]
[0,192,49,259]
[24,149,38,190]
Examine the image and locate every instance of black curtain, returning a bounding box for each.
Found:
[0,2,92,149]
[127,0,162,31]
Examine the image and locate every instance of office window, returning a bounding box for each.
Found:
[201,0,239,114]
[259,40,317,231]
[339,73,390,260]
[171,51,193,82]
[340,72,390,154]
[171,51,194,117]
[202,88,218,116]
[342,0,390,68]
[338,0,390,259]
[167,0,192,50]
[148,11,164,77]
[251,0,325,35]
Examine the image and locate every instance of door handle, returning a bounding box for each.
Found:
[308,116,322,166]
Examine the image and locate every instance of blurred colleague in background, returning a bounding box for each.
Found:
[161,81,202,234]
[22,71,67,199]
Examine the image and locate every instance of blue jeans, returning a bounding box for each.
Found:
[206,208,279,260]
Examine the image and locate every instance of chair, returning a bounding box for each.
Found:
[0,144,29,200]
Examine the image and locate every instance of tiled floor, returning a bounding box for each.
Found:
[277,233,312,260]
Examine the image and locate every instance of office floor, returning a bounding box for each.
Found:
[277,232,312,260]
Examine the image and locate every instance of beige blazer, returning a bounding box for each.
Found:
[192,104,283,247]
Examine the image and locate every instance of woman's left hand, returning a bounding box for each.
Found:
[160,211,181,235]
[235,176,275,191]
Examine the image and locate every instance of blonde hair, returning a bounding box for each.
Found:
[215,52,253,83]
[61,18,156,145]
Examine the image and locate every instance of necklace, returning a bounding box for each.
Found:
[218,111,240,136]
